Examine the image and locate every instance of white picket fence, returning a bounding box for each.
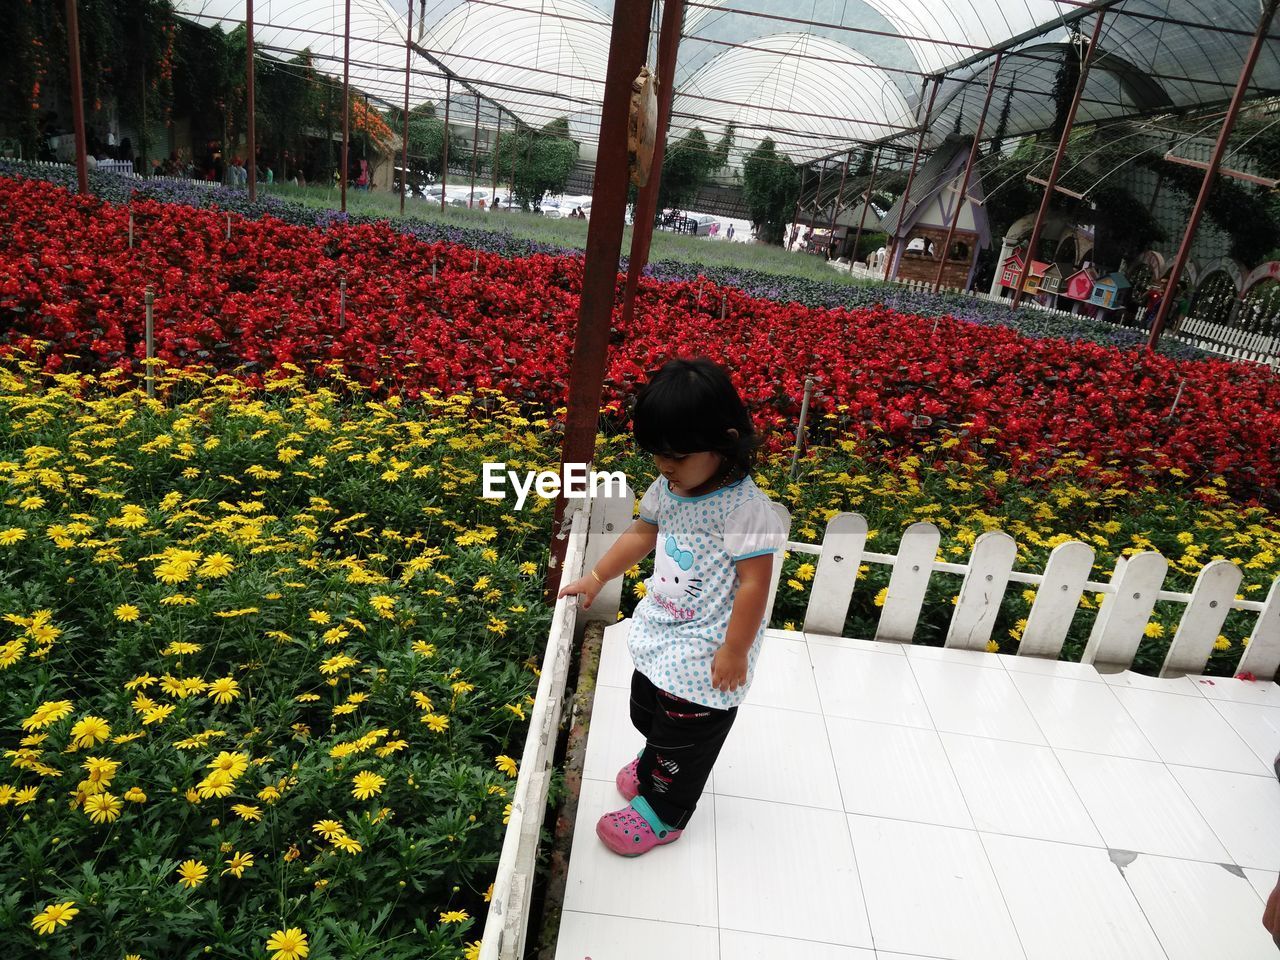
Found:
[482,484,1280,957]
[1169,315,1280,368]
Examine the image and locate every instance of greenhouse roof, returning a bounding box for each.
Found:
[174,1,1280,165]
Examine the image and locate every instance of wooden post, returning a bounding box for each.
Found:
[1148,0,1279,350]
[400,0,413,216]
[933,53,1002,293]
[621,0,685,329]
[246,0,257,202]
[65,0,89,194]
[441,76,451,212]
[850,145,881,273]
[341,0,351,213]
[885,77,941,281]
[545,0,655,600]
[1011,14,1106,309]
[144,286,155,399]
[790,376,816,479]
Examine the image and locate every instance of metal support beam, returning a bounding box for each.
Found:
[1161,152,1278,188]
[826,149,851,257]
[790,165,807,249]
[247,0,257,202]
[341,0,351,213]
[885,76,940,281]
[400,0,413,215]
[933,52,1002,293]
[491,113,502,201]
[65,0,88,194]
[1011,13,1105,308]
[1025,174,1087,199]
[545,0,655,599]
[1148,0,1279,350]
[850,145,881,272]
[441,76,451,212]
[469,95,481,206]
[622,0,686,330]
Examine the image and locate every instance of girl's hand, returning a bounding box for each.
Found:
[711,646,748,692]
[556,575,602,610]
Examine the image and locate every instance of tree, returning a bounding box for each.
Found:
[491,116,578,209]
[657,122,733,210]
[742,138,800,244]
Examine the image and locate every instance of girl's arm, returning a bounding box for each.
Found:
[711,554,773,692]
[556,518,659,609]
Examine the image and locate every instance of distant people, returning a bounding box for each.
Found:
[726,223,735,241]
[356,159,370,190]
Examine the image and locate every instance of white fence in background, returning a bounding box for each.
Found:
[1169,315,1280,368]
[483,488,1280,957]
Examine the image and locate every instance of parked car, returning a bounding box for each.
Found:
[692,214,719,236]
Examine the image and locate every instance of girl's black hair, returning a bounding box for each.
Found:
[632,357,759,478]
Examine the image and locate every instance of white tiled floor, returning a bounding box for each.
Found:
[556,625,1280,960]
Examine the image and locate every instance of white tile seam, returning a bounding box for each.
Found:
[1116,684,1269,774]
[1201,689,1280,770]
[908,655,1033,960]
[1108,690,1260,864]
[804,632,878,954]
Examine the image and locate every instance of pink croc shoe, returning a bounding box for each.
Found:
[596,799,682,857]
[616,758,640,801]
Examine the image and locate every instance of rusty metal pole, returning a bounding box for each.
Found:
[621,0,685,330]
[246,0,257,202]
[789,165,807,249]
[469,95,480,206]
[509,123,518,206]
[1011,14,1105,308]
[885,76,941,281]
[491,113,502,201]
[544,0,655,600]
[932,52,1002,293]
[400,0,413,215]
[807,159,828,254]
[826,149,851,259]
[1148,0,1278,350]
[440,76,451,212]
[65,0,88,194]
[340,0,351,213]
[850,145,882,273]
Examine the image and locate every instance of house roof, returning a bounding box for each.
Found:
[879,135,976,238]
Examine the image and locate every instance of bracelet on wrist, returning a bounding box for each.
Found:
[590,569,604,585]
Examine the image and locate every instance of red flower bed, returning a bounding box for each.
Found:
[2,175,1279,501]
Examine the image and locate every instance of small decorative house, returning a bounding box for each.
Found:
[1089,273,1131,310]
[1063,266,1099,301]
[1039,263,1071,296]
[1000,252,1024,290]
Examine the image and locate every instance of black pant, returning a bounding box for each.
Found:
[629,669,737,829]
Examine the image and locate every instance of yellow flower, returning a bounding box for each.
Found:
[69,715,111,748]
[312,819,346,840]
[20,495,46,511]
[369,594,395,615]
[208,751,250,779]
[464,942,482,960]
[198,552,235,578]
[22,699,74,731]
[1143,621,1165,639]
[795,562,816,582]
[124,786,147,803]
[265,928,309,960]
[519,561,538,575]
[439,910,469,923]
[197,770,234,799]
[117,504,148,529]
[258,785,282,803]
[124,673,157,690]
[308,610,331,625]
[161,641,202,656]
[375,739,408,757]
[159,593,198,606]
[495,755,518,778]
[411,641,436,658]
[1214,635,1232,651]
[31,901,78,935]
[176,859,208,889]
[84,792,123,823]
[351,771,386,800]
[332,834,363,854]
[452,680,475,695]
[0,527,28,546]
[504,703,526,721]
[319,653,359,675]
[222,850,255,878]
[13,785,38,805]
[873,587,888,608]
[231,803,263,821]
[142,704,175,725]
[153,560,193,585]
[986,640,1000,653]
[206,677,241,705]
[422,713,449,733]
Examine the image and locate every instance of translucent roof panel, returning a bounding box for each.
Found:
[174,1,1280,166]
[672,32,915,164]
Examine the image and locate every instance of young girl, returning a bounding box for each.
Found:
[558,357,786,856]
